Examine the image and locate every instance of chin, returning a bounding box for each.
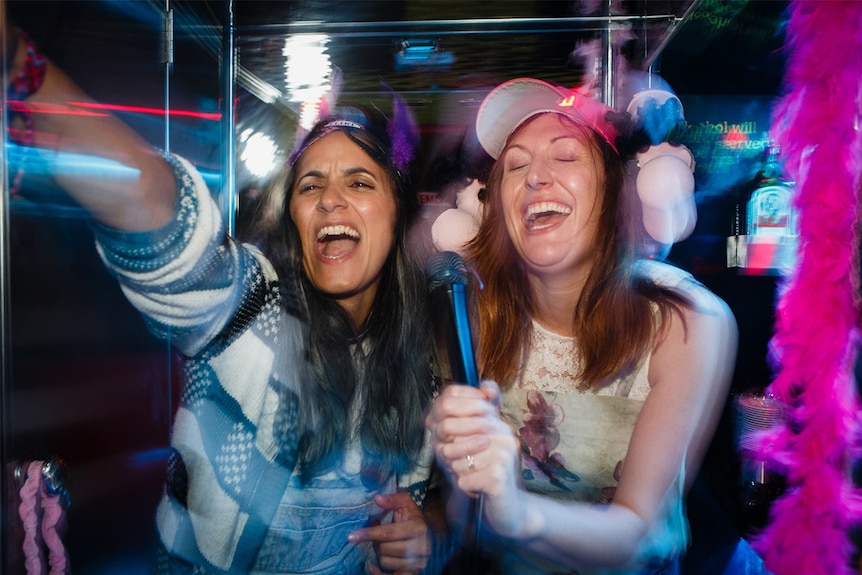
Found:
[522,254,569,273]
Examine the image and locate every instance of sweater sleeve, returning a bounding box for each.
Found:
[92,155,266,356]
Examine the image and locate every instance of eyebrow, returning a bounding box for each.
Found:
[343,166,377,178]
[506,134,581,155]
[297,166,378,181]
[550,134,582,145]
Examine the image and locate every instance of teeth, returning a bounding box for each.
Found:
[317,225,359,240]
[526,202,572,219]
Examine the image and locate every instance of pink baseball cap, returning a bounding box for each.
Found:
[475,78,618,159]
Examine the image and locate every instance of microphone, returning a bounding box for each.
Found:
[426,251,480,388]
[426,251,487,572]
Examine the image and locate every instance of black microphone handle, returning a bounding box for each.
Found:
[429,282,480,388]
[425,253,488,572]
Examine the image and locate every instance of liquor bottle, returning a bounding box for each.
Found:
[729,141,797,274]
[747,144,795,237]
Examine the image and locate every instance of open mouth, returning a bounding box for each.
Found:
[525,201,572,231]
[317,224,360,259]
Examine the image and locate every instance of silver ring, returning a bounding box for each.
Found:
[465,453,476,473]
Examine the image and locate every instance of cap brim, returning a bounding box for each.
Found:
[476,78,618,159]
[476,78,571,160]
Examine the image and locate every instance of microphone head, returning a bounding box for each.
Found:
[426,251,469,292]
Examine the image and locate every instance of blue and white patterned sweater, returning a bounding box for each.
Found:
[93,156,438,574]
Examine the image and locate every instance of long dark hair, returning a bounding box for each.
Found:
[256,119,435,482]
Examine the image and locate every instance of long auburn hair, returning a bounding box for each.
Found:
[255,125,435,482]
[466,113,687,391]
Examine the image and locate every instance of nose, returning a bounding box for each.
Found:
[316,183,348,212]
[525,159,551,191]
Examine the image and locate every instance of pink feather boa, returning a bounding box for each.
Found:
[749,2,862,574]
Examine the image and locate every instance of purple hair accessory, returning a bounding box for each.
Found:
[386,89,419,173]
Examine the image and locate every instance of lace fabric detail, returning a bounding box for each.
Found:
[494,261,699,573]
[518,320,651,400]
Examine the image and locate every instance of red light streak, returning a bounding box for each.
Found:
[7,100,221,121]
[71,101,221,121]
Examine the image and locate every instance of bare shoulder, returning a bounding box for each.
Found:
[678,276,735,324]
[638,260,738,385]
[636,259,735,327]
[640,263,738,483]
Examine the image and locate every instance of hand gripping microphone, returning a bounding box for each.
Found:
[427,251,487,572]
[426,251,480,388]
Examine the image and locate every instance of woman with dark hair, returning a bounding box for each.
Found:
[5,19,447,575]
[427,78,738,574]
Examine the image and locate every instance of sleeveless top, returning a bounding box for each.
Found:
[496,261,693,575]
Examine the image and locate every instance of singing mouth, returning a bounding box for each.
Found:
[525,201,572,230]
[317,224,360,259]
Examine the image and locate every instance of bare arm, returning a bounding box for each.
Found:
[6,15,176,231]
[429,284,737,570]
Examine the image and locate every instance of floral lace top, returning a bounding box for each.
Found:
[495,260,693,575]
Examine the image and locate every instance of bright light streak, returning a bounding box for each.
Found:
[6,142,221,190]
[52,150,143,181]
[299,100,321,133]
[283,34,333,129]
[239,127,279,179]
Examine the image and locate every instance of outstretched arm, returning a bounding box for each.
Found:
[4,7,176,231]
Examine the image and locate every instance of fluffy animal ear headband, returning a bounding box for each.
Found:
[288,78,418,179]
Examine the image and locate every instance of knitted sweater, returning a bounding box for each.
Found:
[93,156,438,574]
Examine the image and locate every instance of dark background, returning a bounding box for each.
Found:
[3,1,790,573]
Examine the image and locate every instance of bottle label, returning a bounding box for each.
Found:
[747,185,795,237]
